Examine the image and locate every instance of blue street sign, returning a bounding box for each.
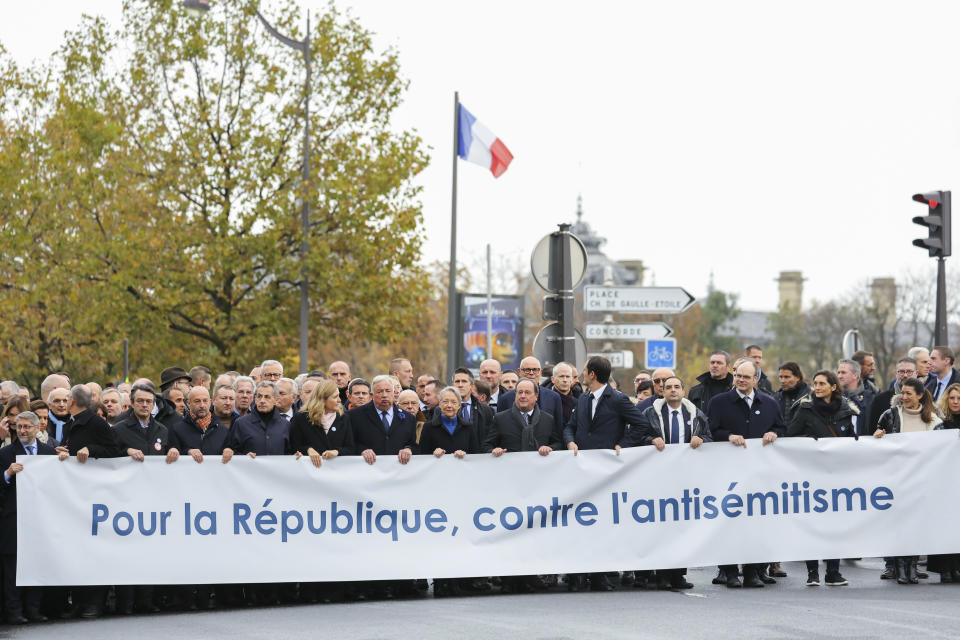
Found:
[645,338,676,369]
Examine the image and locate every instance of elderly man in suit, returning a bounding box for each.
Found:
[485,378,562,455]
[563,355,646,592]
[0,412,57,624]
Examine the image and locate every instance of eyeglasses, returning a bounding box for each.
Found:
[896,370,916,376]
[652,378,669,384]
[261,372,282,380]
[519,367,541,374]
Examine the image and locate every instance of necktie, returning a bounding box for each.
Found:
[524,413,530,425]
[670,410,680,445]
[586,393,594,421]
[936,381,943,400]
[462,402,471,422]
[381,411,391,433]
[282,413,290,422]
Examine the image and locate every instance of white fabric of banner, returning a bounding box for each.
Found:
[16,431,960,586]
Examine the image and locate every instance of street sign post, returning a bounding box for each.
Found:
[532,322,587,369]
[645,338,677,369]
[583,286,696,314]
[584,322,673,341]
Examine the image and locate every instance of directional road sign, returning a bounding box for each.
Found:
[584,322,674,341]
[588,351,634,369]
[645,338,677,369]
[583,286,696,314]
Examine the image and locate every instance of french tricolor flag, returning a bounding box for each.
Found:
[457,104,514,178]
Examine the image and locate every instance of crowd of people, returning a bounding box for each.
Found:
[0,343,955,623]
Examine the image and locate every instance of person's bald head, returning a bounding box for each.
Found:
[651,368,675,396]
[518,357,542,380]
[39,374,70,406]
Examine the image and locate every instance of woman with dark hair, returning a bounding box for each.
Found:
[635,380,655,403]
[776,361,810,424]
[788,369,859,587]
[0,396,29,447]
[875,378,943,584]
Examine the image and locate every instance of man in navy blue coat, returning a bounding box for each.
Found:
[563,355,646,592]
[707,359,785,589]
[497,357,563,427]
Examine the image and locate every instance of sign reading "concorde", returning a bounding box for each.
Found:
[583,286,696,314]
[584,322,674,341]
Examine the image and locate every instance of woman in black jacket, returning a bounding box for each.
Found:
[419,386,480,597]
[289,379,353,603]
[290,379,354,465]
[788,370,857,587]
[931,383,960,582]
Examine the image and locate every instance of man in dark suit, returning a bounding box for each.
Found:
[497,357,563,426]
[478,359,506,410]
[452,367,495,445]
[707,359,785,589]
[348,374,417,464]
[54,384,119,620]
[926,346,960,401]
[563,356,646,592]
[0,411,56,624]
[485,379,562,454]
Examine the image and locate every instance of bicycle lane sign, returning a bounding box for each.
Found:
[645,339,676,369]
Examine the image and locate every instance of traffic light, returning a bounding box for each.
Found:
[912,190,951,257]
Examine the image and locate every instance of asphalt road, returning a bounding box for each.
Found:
[3,559,959,639]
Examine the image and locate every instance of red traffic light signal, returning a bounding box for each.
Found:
[912,190,951,258]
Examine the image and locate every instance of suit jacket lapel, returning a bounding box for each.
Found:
[590,387,610,424]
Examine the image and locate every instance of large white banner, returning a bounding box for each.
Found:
[17,431,960,585]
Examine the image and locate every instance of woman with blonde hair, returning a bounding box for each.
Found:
[290,379,354,467]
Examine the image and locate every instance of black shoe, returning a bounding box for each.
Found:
[769,563,788,578]
[757,570,776,585]
[79,605,101,620]
[726,575,742,588]
[880,568,896,580]
[619,571,635,586]
[712,568,727,585]
[916,571,928,580]
[656,577,672,590]
[60,604,80,620]
[742,571,765,588]
[896,558,909,584]
[566,574,587,592]
[806,570,820,586]
[8,614,28,625]
[952,569,960,582]
[909,558,920,584]
[25,610,48,623]
[670,577,694,590]
[590,574,615,591]
[825,572,848,586]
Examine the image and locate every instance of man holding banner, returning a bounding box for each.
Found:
[707,359,786,588]
[564,355,645,592]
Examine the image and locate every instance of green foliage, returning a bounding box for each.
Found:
[0,1,430,388]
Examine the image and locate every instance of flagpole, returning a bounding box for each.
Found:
[446,91,459,383]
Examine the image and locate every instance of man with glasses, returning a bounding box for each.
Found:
[259,360,284,383]
[707,360,785,589]
[495,357,563,430]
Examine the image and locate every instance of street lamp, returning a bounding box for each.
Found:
[182,0,210,17]
[181,1,313,374]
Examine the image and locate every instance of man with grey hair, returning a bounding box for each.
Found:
[100,388,125,426]
[347,374,416,466]
[0,410,57,623]
[275,377,298,421]
[388,358,415,390]
[224,381,289,458]
[259,360,283,382]
[0,381,19,405]
[837,359,872,427]
[233,376,255,418]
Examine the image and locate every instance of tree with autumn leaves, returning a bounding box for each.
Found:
[0,0,431,392]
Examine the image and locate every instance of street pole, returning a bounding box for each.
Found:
[936,256,948,345]
[446,91,460,382]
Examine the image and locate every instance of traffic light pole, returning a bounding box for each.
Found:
[936,256,948,346]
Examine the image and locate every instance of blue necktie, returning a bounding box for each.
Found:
[670,410,680,445]
[381,411,391,433]
[461,403,471,422]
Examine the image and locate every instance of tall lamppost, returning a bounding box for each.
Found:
[183,0,312,374]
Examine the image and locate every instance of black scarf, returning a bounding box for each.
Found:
[812,395,842,419]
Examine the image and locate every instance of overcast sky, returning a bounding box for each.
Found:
[2,1,957,311]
